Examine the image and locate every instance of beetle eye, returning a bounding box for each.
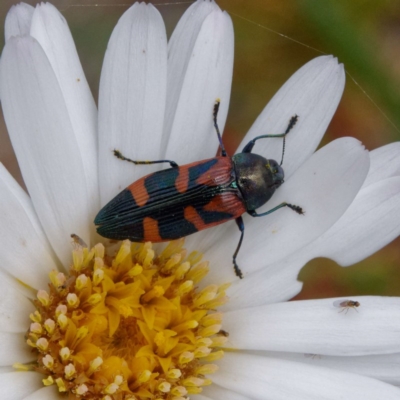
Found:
[266,162,275,171]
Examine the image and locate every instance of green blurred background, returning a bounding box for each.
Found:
[0,0,399,300]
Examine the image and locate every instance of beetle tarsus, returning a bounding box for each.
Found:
[213,99,220,119]
[113,149,124,160]
[233,261,244,279]
[286,203,304,215]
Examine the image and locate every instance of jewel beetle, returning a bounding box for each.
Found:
[94,100,303,278]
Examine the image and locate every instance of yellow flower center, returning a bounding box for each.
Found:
[23,239,229,399]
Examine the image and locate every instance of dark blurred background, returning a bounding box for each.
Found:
[1,0,399,299]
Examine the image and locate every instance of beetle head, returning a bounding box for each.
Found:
[266,159,284,188]
[233,153,284,211]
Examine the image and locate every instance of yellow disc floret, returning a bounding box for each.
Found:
[24,239,229,399]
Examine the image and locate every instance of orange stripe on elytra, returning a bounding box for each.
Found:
[203,193,245,216]
[184,206,208,231]
[128,178,149,207]
[143,217,162,242]
[175,166,189,194]
[196,157,233,186]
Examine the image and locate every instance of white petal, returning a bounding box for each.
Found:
[304,177,400,266]
[4,3,34,40]
[185,216,232,259]
[0,372,42,399]
[222,297,400,356]
[30,3,99,220]
[185,220,240,285]
[0,164,59,288]
[192,396,214,400]
[240,56,345,180]
[98,3,167,205]
[214,353,400,400]
[0,270,34,332]
[163,0,218,157]
[224,256,305,311]
[0,270,35,300]
[202,384,252,400]
[363,142,400,188]
[231,175,400,304]
[202,137,369,283]
[0,367,14,373]
[23,386,63,400]
[163,6,234,162]
[259,351,400,386]
[0,36,93,266]
[0,332,34,365]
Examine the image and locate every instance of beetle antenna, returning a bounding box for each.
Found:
[280,115,298,165]
[280,137,286,166]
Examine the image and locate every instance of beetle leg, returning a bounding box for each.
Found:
[233,216,245,279]
[113,149,178,168]
[213,99,228,157]
[248,202,304,217]
[242,115,298,154]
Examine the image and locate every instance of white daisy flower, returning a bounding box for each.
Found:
[1,1,400,399]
